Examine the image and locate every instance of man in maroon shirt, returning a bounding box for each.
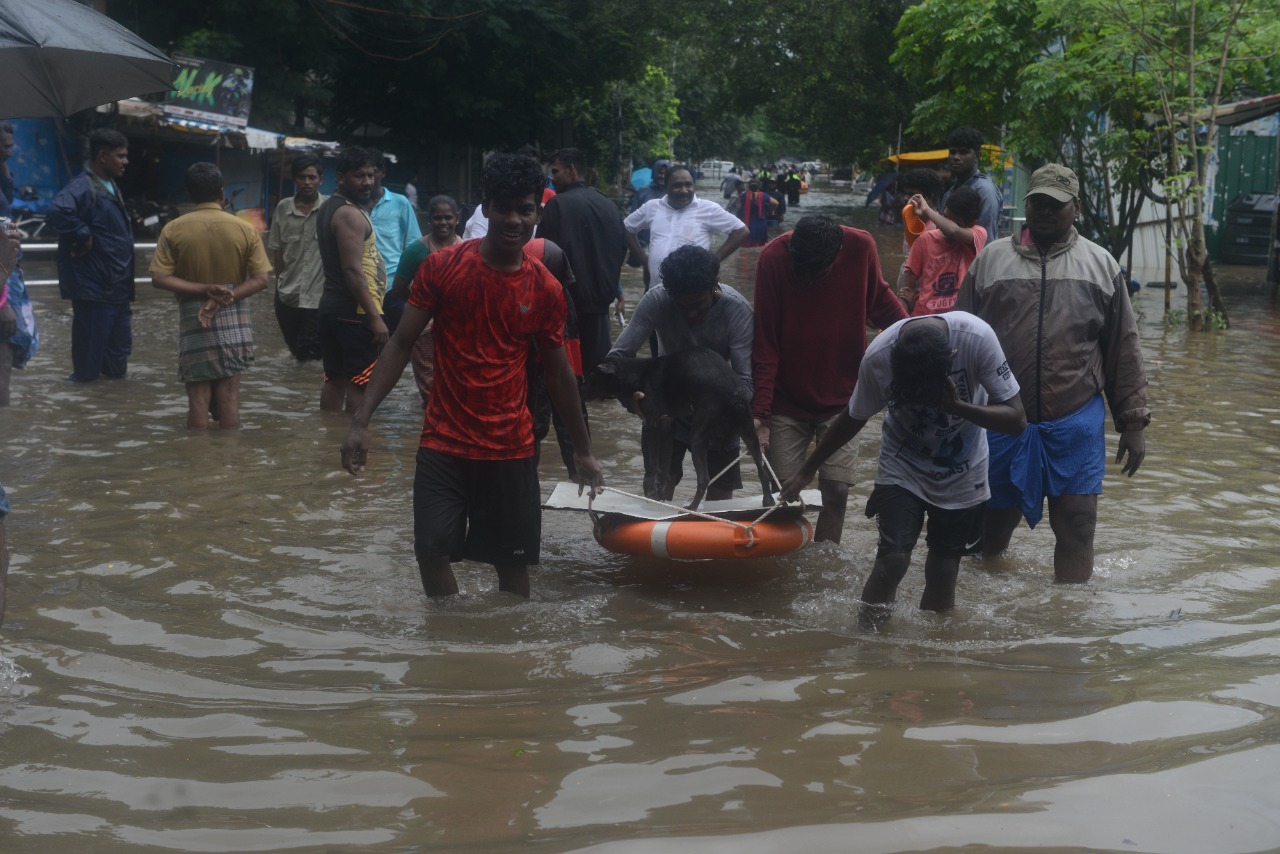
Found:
[752,214,907,542]
[341,154,603,599]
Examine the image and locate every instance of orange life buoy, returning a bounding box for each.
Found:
[593,513,813,559]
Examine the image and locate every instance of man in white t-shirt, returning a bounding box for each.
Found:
[778,312,1025,624]
[623,165,749,290]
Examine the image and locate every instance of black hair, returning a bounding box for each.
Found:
[335,146,380,175]
[89,128,128,158]
[481,152,546,205]
[184,162,223,204]
[660,245,720,297]
[426,194,459,215]
[788,215,843,277]
[551,147,586,173]
[945,186,982,225]
[898,168,945,204]
[665,165,693,186]
[887,322,953,407]
[0,123,13,135]
[290,153,322,178]
[948,127,984,151]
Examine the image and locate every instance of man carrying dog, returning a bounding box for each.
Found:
[955,163,1149,584]
[752,214,907,542]
[341,153,602,600]
[779,313,1025,624]
[609,244,755,502]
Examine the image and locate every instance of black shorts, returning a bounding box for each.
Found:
[318,310,378,385]
[413,447,542,566]
[865,483,985,559]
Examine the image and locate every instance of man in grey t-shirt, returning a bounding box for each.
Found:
[940,127,1003,242]
[609,245,754,501]
[779,312,1025,624]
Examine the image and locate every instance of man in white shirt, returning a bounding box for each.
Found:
[623,165,749,291]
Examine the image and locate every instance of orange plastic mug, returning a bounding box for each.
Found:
[902,204,926,245]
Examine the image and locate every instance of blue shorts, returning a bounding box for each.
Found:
[0,483,8,519]
[987,395,1105,528]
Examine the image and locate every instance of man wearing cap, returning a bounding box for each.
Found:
[955,163,1149,584]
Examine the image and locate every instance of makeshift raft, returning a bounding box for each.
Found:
[545,483,822,560]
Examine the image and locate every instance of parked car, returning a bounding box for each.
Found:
[698,159,735,176]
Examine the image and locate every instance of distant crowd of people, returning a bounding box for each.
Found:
[0,124,1149,626]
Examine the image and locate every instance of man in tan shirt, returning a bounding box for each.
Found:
[268,153,326,362]
[151,162,272,429]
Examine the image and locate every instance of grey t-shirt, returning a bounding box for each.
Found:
[848,311,1019,508]
[941,171,1003,242]
[609,282,754,395]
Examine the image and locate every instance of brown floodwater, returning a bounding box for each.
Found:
[2,181,1279,853]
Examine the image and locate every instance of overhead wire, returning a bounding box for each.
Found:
[305,0,487,61]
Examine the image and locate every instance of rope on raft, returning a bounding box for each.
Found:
[588,451,803,548]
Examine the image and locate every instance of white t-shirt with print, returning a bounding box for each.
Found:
[848,311,1020,508]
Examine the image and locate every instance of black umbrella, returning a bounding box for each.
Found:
[0,0,176,118]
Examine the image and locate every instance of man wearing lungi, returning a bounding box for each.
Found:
[955,164,1150,583]
[151,163,272,430]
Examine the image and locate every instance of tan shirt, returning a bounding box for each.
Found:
[150,203,273,302]
[267,193,327,309]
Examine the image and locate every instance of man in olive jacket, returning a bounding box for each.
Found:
[955,164,1150,584]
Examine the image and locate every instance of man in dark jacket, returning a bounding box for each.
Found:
[47,129,135,381]
[541,147,628,371]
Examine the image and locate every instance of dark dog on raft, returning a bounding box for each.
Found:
[582,347,776,510]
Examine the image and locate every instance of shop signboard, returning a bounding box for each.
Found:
[163,55,254,129]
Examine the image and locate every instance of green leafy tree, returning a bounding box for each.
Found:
[550,65,679,189]
[1103,0,1279,329]
[894,0,1280,328]
[689,0,918,166]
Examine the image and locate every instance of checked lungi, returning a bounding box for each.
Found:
[178,294,254,383]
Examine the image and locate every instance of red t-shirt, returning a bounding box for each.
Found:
[752,226,908,421]
[408,240,566,459]
[904,224,987,316]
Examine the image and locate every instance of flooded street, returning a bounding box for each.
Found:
[2,181,1280,853]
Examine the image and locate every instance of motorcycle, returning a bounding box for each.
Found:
[126,198,180,240]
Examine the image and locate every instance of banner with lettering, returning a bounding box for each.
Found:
[163,56,255,129]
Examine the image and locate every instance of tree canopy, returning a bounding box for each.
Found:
[105,0,919,173]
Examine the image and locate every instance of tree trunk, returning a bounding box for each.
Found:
[1203,258,1229,326]
[1184,241,1206,332]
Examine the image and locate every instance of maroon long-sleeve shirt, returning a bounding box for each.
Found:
[752,226,908,422]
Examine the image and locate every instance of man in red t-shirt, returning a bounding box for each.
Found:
[341,154,603,599]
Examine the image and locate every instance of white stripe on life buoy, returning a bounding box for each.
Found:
[650,521,672,559]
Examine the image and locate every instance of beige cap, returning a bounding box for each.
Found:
[1024,163,1079,202]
